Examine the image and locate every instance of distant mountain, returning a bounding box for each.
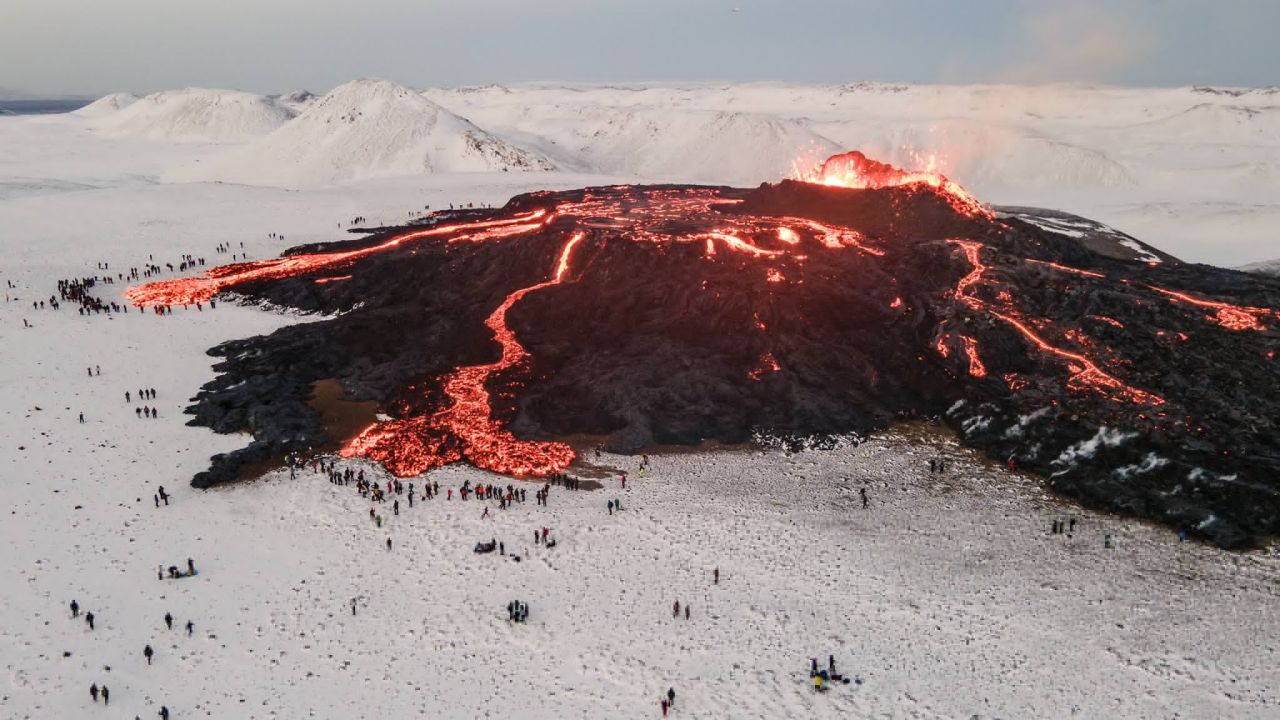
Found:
[175,78,553,187]
[93,88,294,142]
[1238,258,1280,277]
[273,89,317,113]
[72,93,140,118]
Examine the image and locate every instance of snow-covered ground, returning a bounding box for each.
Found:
[1,81,1278,719]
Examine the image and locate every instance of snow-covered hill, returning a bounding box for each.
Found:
[177,79,553,187]
[93,88,294,142]
[547,107,839,186]
[72,92,140,118]
[421,92,842,185]
[1239,258,1280,276]
[274,89,317,113]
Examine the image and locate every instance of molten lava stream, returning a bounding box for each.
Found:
[342,233,586,477]
[948,240,1163,405]
[1145,285,1273,331]
[124,210,549,307]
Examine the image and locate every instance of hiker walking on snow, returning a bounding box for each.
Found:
[713,567,719,584]
[607,500,614,515]
[673,601,679,618]
[85,611,94,630]
[667,688,676,707]
[185,620,194,637]
[70,600,79,618]
[90,683,99,702]
[164,612,173,630]
[860,487,868,509]
[144,644,154,664]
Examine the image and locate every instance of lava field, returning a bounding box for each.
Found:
[128,152,1280,547]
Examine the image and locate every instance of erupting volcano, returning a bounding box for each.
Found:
[129,152,1280,548]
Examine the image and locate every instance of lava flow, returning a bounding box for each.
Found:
[341,233,584,477]
[126,151,1280,548]
[948,239,1165,405]
[125,210,550,307]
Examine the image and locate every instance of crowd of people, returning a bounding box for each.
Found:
[23,231,921,716]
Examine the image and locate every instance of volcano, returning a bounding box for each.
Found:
[127,152,1280,548]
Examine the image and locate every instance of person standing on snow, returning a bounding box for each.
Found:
[164,612,173,630]
[70,600,79,618]
[90,683,99,702]
[144,644,154,664]
[85,611,95,630]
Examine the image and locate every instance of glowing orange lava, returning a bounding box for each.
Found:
[125,210,549,307]
[947,240,1163,405]
[749,352,781,380]
[123,156,1258,483]
[1146,285,1272,331]
[341,233,585,477]
[1026,259,1107,279]
[960,335,987,378]
[794,151,991,219]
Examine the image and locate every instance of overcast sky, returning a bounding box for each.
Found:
[1,0,1276,96]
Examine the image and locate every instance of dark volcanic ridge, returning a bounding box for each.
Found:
[126,155,1280,548]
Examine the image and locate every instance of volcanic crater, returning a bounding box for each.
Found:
[128,152,1280,548]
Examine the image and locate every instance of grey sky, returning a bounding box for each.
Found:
[1,0,1276,96]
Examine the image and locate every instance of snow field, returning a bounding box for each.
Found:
[0,79,1278,718]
